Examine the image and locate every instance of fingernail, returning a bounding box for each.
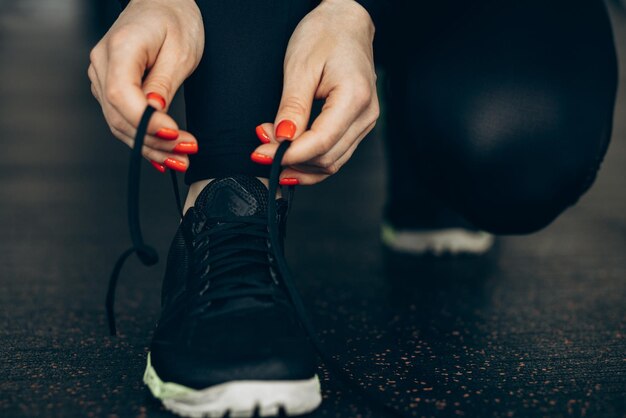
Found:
[279,178,299,186]
[250,152,273,165]
[275,120,296,140]
[156,128,179,140]
[173,142,198,154]
[255,125,271,143]
[147,92,166,109]
[150,160,166,173]
[164,158,187,172]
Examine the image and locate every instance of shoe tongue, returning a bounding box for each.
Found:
[194,176,268,218]
[191,176,277,315]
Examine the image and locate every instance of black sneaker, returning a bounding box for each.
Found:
[142,176,321,417]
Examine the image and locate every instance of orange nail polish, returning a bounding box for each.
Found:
[275,120,296,140]
[147,92,166,109]
[173,142,198,154]
[156,128,179,140]
[150,160,166,173]
[279,178,299,186]
[164,158,187,172]
[256,125,271,143]
[250,152,273,165]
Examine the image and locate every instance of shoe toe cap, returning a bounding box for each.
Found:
[150,308,317,389]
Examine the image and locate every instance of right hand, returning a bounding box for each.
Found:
[88,0,204,172]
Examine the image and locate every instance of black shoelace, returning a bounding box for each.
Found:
[186,215,281,317]
[106,106,406,418]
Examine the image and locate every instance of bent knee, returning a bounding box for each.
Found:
[425,89,611,234]
[454,126,608,235]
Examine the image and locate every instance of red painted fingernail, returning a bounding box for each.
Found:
[250,152,273,165]
[256,125,271,143]
[150,160,166,173]
[156,128,179,140]
[173,142,198,154]
[147,92,166,109]
[275,120,296,140]
[164,158,187,172]
[279,178,299,186]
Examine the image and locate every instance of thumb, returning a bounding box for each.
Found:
[273,71,317,141]
[142,52,187,111]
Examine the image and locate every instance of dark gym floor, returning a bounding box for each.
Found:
[1,1,625,417]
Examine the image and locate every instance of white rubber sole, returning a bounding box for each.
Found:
[382,223,495,255]
[143,353,322,418]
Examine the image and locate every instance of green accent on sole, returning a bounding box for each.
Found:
[143,352,195,400]
[380,222,396,245]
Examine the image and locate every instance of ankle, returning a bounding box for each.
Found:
[183,177,279,214]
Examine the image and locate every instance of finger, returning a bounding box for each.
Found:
[90,83,100,103]
[278,167,328,186]
[105,38,179,133]
[111,126,190,172]
[111,124,198,157]
[281,134,362,185]
[142,51,190,111]
[251,106,374,171]
[255,123,275,144]
[130,129,198,154]
[301,113,377,171]
[88,64,103,103]
[148,159,167,173]
[273,66,317,141]
[277,120,375,185]
[101,89,183,145]
[279,83,370,166]
[167,130,199,155]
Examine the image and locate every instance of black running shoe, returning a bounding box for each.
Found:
[142,176,321,417]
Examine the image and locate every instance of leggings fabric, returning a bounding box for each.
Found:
[184,0,618,235]
[184,0,313,182]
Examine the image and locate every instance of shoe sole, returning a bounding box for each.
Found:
[382,223,495,255]
[143,353,322,418]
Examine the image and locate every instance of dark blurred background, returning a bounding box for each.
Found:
[0,0,624,417]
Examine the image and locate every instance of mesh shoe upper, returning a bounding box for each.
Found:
[150,176,317,389]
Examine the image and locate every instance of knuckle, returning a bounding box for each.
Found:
[370,102,381,122]
[105,85,123,105]
[90,84,98,99]
[107,112,125,131]
[145,74,172,99]
[175,48,194,68]
[318,157,332,169]
[279,96,308,117]
[89,46,101,65]
[109,124,122,138]
[107,29,131,50]
[317,155,337,171]
[369,118,378,130]
[322,162,340,175]
[350,78,373,108]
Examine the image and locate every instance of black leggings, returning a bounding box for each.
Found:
[184,0,618,235]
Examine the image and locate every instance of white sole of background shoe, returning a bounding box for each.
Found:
[144,353,322,418]
[382,223,495,255]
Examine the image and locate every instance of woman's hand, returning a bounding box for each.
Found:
[252,0,379,185]
[88,0,204,172]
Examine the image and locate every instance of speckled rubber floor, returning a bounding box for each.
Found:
[0,1,625,417]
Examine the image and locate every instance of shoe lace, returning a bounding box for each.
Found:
[106,106,406,418]
[185,214,281,316]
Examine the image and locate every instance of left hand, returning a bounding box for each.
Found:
[252,0,379,185]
